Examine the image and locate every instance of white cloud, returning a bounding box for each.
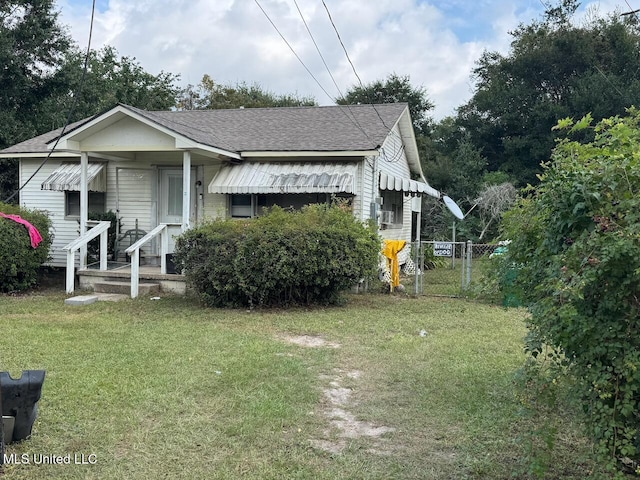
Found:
[54,0,622,120]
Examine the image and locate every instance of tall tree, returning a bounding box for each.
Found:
[457,1,640,185]
[177,75,316,110]
[0,0,71,148]
[337,73,433,134]
[0,2,182,202]
[42,45,180,130]
[0,0,71,200]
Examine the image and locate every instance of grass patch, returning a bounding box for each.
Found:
[410,258,490,297]
[0,291,598,478]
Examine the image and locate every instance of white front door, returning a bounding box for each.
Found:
[159,168,196,252]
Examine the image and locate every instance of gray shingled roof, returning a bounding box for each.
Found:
[1,103,409,155]
[1,119,91,154]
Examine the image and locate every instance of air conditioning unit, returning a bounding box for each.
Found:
[380,210,395,225]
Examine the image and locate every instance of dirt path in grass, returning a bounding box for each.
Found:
[280,334,395,455]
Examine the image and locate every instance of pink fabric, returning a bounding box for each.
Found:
[0,212,43,248]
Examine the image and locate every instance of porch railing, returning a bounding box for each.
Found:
[63,221,111,294]
[125,223,178,298]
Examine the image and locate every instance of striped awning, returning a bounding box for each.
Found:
[379,172,440,198]
[208,162,357,194]
[41,163,106,192]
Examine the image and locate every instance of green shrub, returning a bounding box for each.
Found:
[174,204,380,308]
[172,218,248,307]
[0,202,52,292]
[500,110,640,474]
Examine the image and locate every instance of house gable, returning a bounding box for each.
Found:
[72,115,177,152]
[50,105,240,160]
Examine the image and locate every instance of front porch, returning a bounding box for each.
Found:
[77,264,187,296]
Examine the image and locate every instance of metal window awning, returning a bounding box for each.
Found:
[208,162,358,194]
[379,172,440,198]
[41,163,107,192]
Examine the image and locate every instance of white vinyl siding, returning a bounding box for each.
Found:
[376,125,413,244]
[203,164,227,219]
[361,156,375,222]
[108,166,154,236]
[378,125,411,179]
[20,158,95,267]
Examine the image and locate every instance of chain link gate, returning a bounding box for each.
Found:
[409,241,500,296]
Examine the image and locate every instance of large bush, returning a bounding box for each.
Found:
[174,204,380,308]
[500,109,640,474]
[0,202,52,292]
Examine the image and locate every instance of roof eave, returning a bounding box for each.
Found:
[395,107,425,178]
[0,151,80,159]
[240,150,379,158]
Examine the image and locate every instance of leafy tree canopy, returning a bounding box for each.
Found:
[457,0,640,185]
[0,2,182,201]
[0,0,71,149]
[338,73,433,134]
[177,75,316,110]
[42,45,180,130]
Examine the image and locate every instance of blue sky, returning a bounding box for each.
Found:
[54,0,624,119]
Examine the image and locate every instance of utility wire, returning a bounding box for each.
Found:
[622,0,640,19]
[254,0,377,144]
[321,0,364,89]
[292,0,344,100]
[4,0,97,203]
[593,64,626,99]
[320,0,404,161]
[290,0,374,141]
[253,0,336,104]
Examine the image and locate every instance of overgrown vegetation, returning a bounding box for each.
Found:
[174,204,380,308]
[0,202,52,292]
[498,109,640,476]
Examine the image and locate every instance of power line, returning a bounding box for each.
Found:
[253,0,404,163]
[292,0,344,100]
[320,0,404,159]
[254,0,378,145]
[253,0,336,104]
[291,0,376,143]
[593,64,626,99]
[4,0,97,203]
[321,0,364,89]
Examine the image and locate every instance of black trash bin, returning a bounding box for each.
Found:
[166,253,176,274]
[0,370,46,442]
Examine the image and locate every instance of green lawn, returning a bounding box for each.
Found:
[0,290,597,479]
[411,258,491,297]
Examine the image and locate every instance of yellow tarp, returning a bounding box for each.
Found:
[382,239,406,289]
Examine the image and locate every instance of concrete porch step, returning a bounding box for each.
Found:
[64,293,130,305]
[93,280,161,296]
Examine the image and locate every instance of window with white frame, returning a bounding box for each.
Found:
[380,190,403,227]
[230,194,253,218]
[65,191,106,218]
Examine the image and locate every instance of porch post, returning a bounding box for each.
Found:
[182,151,191,232]
[80,152,89,269]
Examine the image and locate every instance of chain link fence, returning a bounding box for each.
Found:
[404,241,499,296]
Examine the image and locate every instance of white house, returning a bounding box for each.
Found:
[0,103,440,295]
